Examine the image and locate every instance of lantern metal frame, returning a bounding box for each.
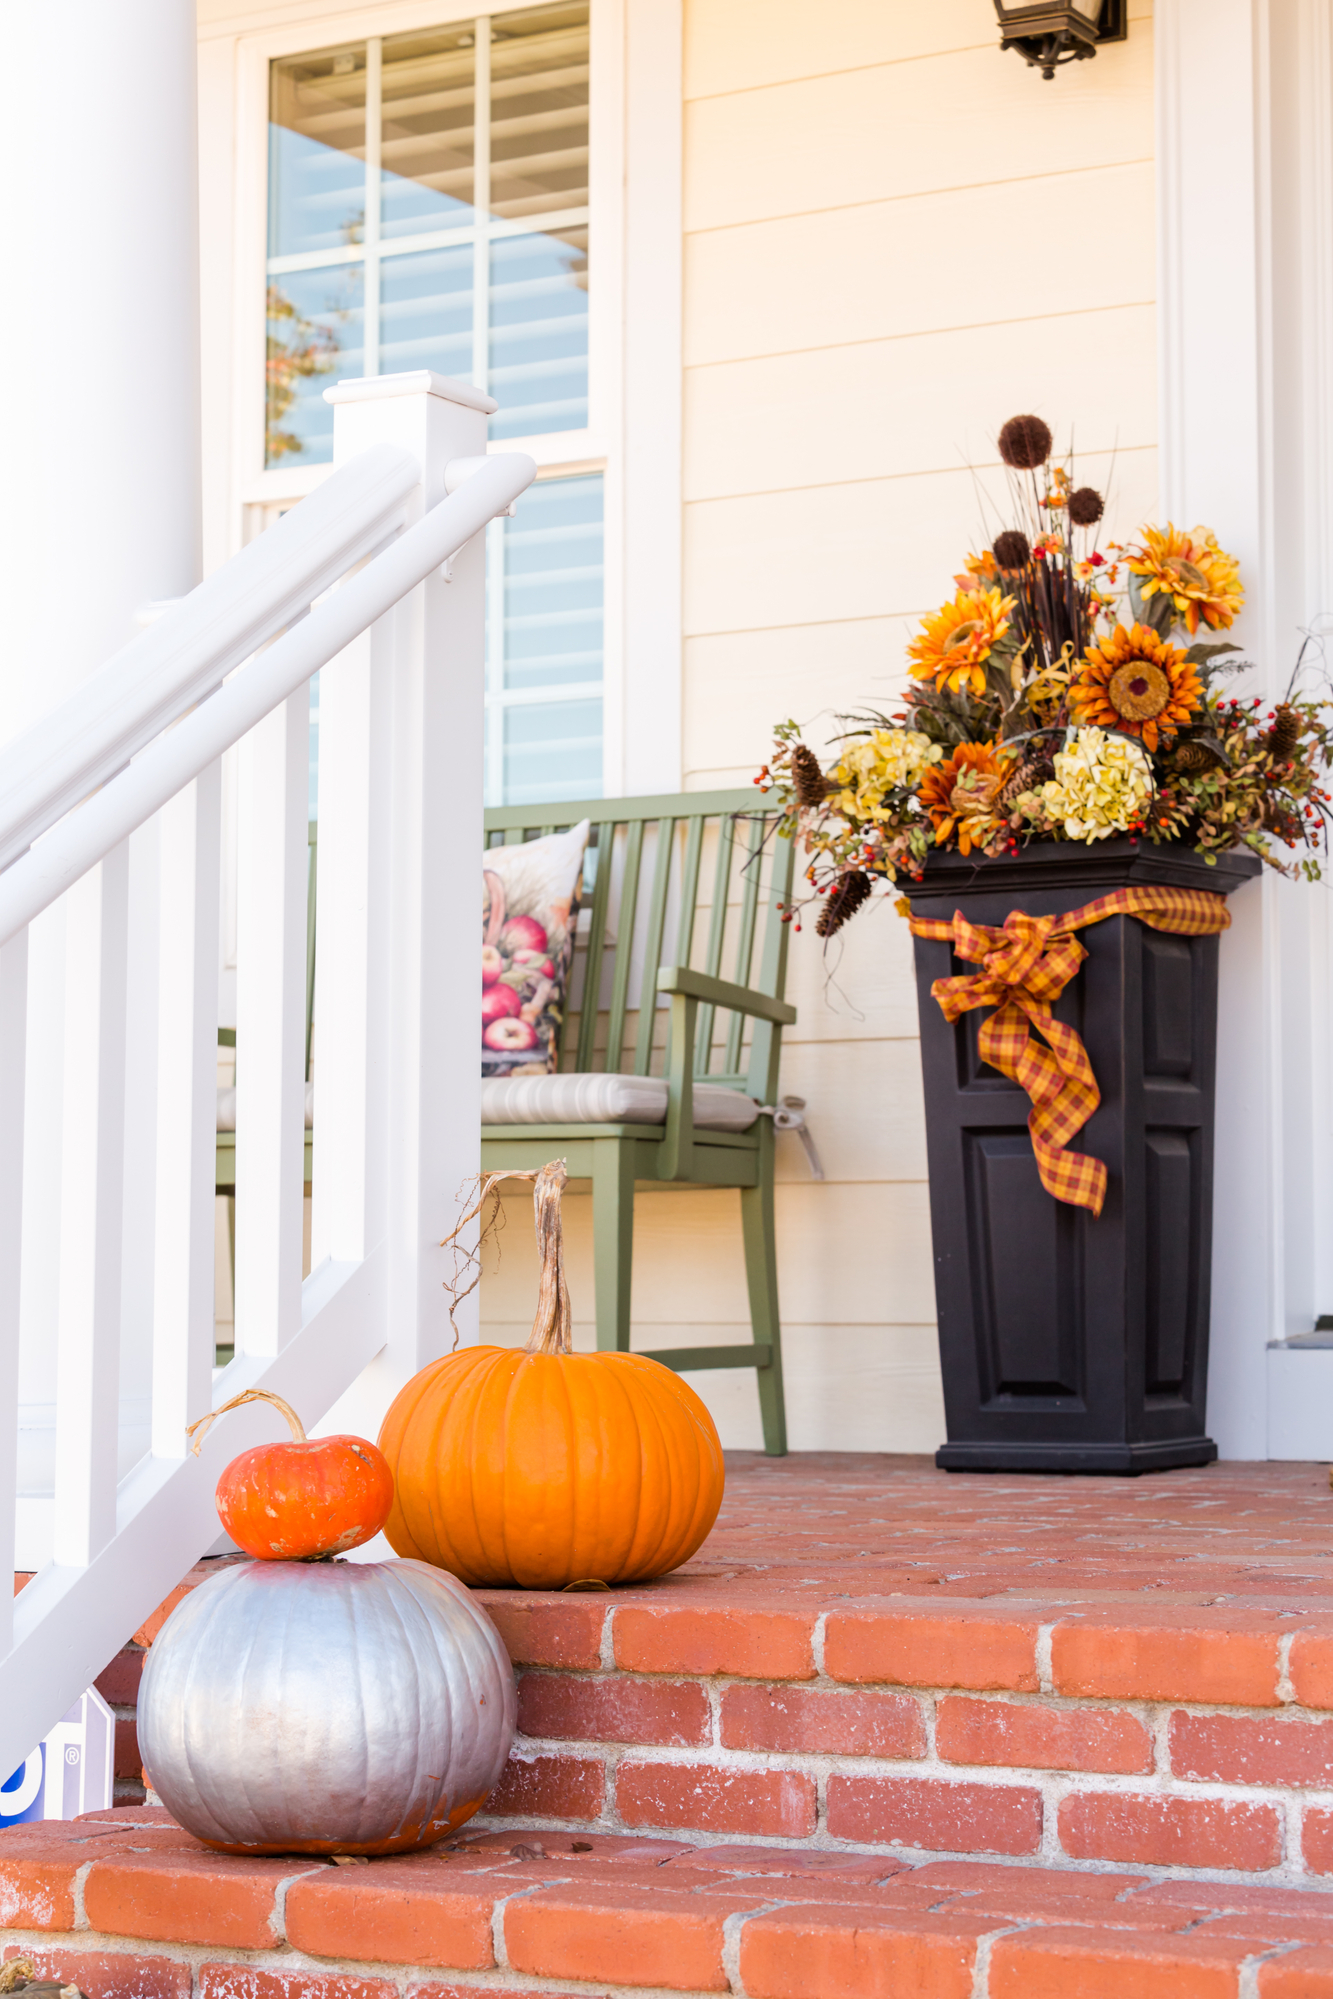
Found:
[993,0,1128,79]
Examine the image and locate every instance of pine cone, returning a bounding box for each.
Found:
[996,753,1054,814]
[815,870,872,939]
[1267,703,1301,764]
[1166,739,1217,775]
[789,742,831,809]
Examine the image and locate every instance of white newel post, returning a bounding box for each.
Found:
[311,373,494,1457]
[0,0,202,1568]
[1158,0,1333,1457]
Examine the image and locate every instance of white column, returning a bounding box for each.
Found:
[0,0,202,1567]
[0,0,201,732]
[313,372,493,1452]
[1158,0,1333,1456]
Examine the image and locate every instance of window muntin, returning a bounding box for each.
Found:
[265,4,589,468]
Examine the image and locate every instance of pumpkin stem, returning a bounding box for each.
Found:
[186,1388,308,1456]
[525,1159,572,1356]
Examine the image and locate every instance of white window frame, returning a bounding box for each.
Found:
[209,0,681,800]
[228,0,625,796]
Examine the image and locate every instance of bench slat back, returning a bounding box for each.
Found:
[484,788,794,1098]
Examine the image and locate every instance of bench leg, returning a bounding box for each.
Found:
[740,1128,787,1455]
[592,1138,634,1352]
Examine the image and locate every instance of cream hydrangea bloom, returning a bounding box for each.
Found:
[826,729,943,824]
[1037,727,1153,843]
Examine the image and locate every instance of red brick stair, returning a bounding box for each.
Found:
[7,1813,1333,1998]
[13,1452,1333,1995]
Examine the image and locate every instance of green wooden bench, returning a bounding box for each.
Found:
[216,799,797,1454]
[481,788,796,1456]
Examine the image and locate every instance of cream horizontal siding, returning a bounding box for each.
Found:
[683,38,1154,235]
[477,1,1160,1458]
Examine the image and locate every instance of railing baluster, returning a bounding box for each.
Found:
[152,766,222,1452]
[235,690,309,1357]
[311,628,381,1272]
[52,846,129,1569]
[0,928,28,1654]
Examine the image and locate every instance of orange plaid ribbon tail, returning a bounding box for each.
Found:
[909,885,1232,1216]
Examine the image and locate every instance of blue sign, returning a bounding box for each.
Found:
[0,1688,115,1827]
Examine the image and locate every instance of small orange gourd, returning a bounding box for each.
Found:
[186,1389,395,1561]
[378,1161,724,1588]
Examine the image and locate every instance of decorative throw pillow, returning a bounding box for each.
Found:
[482,821,591,1077]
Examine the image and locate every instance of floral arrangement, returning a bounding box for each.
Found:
[759,413,1333,935]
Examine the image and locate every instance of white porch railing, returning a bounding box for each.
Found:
[0,370,534,1782]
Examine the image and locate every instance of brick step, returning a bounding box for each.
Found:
[5,1810,1333,1999]
[82,1455,1333,1884]
[471,1584,1333,1880]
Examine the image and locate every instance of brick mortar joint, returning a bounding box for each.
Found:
[971,1922,1042,1999]
[270,1866,329,1945]
[70,1861,94,1932]
[506,1729,1333,1807]
[515,1663,1333,1726]
[489,1879,553,1971]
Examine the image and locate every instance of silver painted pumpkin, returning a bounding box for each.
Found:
[138,1556,515,1855]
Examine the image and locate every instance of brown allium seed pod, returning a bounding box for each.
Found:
[789,742,830,809]
[998,414,1053,471]
[1068,486,1105,528]
[1267,703,1301,764]
[815,870,872,939]
[992,529,1032,572]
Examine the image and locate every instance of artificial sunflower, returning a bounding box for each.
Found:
[917,741,1013,856]
[1127,524,1244,634]
[907,587,1015,699]
[1070,623,1203,752]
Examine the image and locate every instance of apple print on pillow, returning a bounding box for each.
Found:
[480,821,590,1077]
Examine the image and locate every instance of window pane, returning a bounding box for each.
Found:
[504,699,602,804]
[266,266,364,467]
[381,27,475,239]
[488,227,588,437]
[503,476,602,690]
[269,46,367,259]
[490,5,590,222]
[379,244,473,378]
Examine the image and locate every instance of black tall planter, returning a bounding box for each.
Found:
[901,839,1261,1475]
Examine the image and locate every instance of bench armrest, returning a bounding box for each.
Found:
[656,965,796,1027]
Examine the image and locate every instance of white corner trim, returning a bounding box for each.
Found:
[618,0,683,797]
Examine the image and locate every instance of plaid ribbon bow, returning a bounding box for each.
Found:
[908,886,1232,1216]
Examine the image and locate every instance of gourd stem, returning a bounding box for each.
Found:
[525,1159,572,1356]
[186,1388,308,1456]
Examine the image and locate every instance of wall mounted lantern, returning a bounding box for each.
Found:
[993,0,1127,79]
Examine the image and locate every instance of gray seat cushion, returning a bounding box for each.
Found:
[480,1073,759,1132]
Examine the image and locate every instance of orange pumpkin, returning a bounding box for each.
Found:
[378,1162,724,1588]
[186,1389,395,1561]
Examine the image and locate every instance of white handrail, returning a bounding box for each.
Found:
[0,451,534,948]
[0,442,420,873]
